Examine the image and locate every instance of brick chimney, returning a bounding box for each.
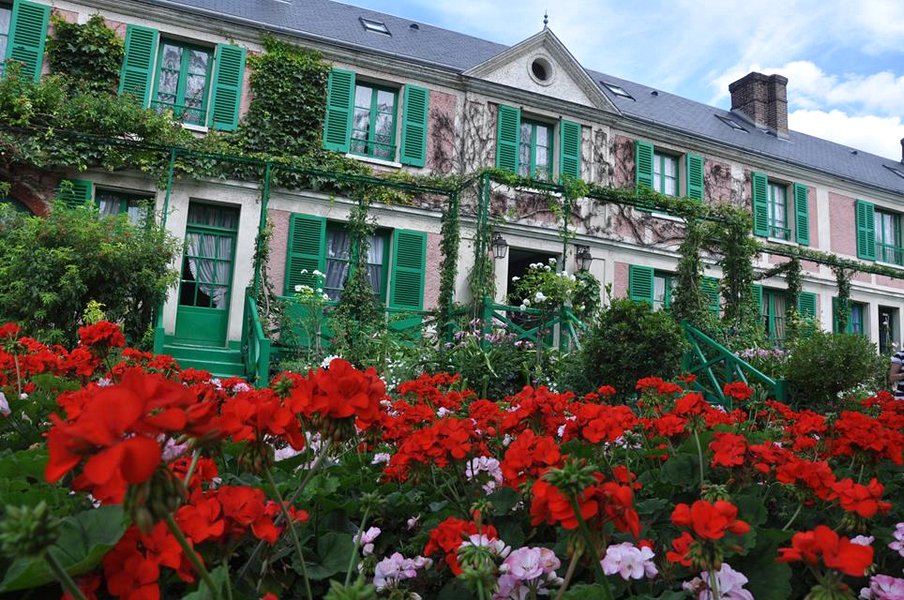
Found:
[729,72,789,139]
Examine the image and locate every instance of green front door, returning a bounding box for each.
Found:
[175,203,239,345]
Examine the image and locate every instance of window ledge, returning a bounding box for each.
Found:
[345,154,402,169]
[875,260,904,270]
[651,211,683,223]
[767,236,797,247]
[182,123,209,134]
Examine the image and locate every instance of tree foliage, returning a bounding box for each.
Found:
[0,203,179,346]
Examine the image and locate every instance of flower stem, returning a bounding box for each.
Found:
[568,498,613,600]
[264,467,313,600]
[236,440,331,583]
[782,502,803,531]
[693,429,706,488]
[164,513,221,600]
[553,547,583,600]
[44,551,87,600]
[345,507,370,587]
[183,448,201,485]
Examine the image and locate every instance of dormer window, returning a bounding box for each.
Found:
[360,17,390,35]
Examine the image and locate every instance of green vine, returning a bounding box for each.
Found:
[833,266,852,333]
[671,216,707,327]
[331,197,382,366]
[783,257,802,344]
[46,14,123,93]
[438,190,461,341]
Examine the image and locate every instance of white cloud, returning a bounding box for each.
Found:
[790,109,904,160]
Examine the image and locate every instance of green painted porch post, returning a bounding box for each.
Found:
[153,147,178,355]
[253,162,272,296]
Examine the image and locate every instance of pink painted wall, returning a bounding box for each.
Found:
[105,18,127,39]
[267,209,291,294]
[427,89,455,173]
[613,135,634,189]
[853,272,870,283]
[876,275,904,290]
[238,52,255,121]
[705,159,731,204]
[829,191,857,257]
[613,261,629,298]
[423,233,442,309]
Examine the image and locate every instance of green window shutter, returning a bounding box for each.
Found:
[751,172,769,237]
[389,229,427,310]
[495,104,521,173]
[208,43,246,132]
[284,214,326,296]
[628,265,654,304]
[559,119,581,179]
[855,199,876,260]
[5,0,50,82]
[793,182,810,246]
[322,68,355,153]
[701,276,720,315]
[634,140,654,190]
[118,24,159,107]
[686,153,704,201]
[797,291,817,319]
[56,179,92,208]
[400,84,429,167]
[752,284,763,317]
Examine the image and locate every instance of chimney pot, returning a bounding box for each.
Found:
[900,137,904,163]
[729,72,789,139]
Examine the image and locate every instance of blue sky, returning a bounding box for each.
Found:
[346,0,904,161]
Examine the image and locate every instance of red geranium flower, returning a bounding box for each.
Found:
[777,525,873,577]
[671,500,750,541]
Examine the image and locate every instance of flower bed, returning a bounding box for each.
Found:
[0,322,902,599]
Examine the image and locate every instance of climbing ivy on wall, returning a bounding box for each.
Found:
[235,36,329,157]
[46,14,123,92]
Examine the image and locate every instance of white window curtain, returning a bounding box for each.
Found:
[325,229,351,299]
[367,235,385,295]
[187,232,231,308]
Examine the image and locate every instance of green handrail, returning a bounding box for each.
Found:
[681,321,787,406]
[243,290,271,386]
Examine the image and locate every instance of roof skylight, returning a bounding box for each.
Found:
[601,82,633,100]
[716,115,748,132]
[360,17,390,35]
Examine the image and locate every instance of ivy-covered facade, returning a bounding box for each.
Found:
[3,0,904,372]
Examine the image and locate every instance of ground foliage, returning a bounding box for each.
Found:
[0,323,901,600]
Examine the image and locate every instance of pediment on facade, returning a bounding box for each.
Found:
[463,29,619,113]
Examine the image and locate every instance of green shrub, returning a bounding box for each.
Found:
[0,203,178,346]
[565,298,687,398]
[784,331,886,410]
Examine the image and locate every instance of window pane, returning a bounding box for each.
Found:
[376,89,395,113]
[354,85,372,109]
[188,49,209,75]
[663,156,676,177]
[161,44,182,71]
[0,6,11,34]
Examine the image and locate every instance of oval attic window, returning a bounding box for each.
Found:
[531,58,551,82]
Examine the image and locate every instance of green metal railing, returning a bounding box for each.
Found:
[478,297,588,351]
[681,321,787,407]
[241,289,271,386]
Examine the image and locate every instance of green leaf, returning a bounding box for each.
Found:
[659,453,700,489]
[181,565,229,600]
[563,584,619,599]
[0,505,127,592]
[634,497,669,516]
[303,531,355,581]
[487,487,520,515]
[734,493,768,528]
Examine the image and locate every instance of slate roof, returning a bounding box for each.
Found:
[147,0,904,196]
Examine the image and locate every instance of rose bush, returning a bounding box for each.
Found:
[0,321,902,600]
